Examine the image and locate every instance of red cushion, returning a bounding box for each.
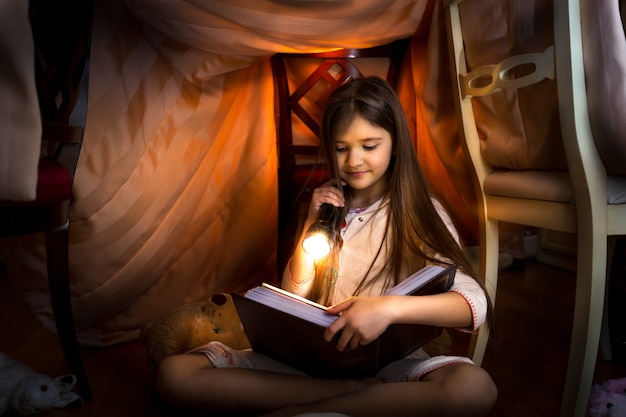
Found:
[36,159,73,202]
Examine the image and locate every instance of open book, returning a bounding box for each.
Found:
[232,263,456,378]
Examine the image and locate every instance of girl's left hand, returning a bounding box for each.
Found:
[323,296,394,351]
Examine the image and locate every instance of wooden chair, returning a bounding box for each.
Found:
[271,39,410,275]
[0,0,94,399]
[445,0,626,415]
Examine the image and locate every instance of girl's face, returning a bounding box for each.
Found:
[335,114,393,207]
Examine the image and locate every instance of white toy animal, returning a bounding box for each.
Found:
[0,353,82,415]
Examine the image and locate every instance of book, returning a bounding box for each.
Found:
[232,263,456,378]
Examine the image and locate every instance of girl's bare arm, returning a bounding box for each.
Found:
[325,291,473,351]
[282,182,345,290]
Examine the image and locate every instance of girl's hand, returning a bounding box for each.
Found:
[323,296,395,351]
[307,181,346,222]
[286,181,346,290]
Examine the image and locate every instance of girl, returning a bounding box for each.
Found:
[156,76,497,417]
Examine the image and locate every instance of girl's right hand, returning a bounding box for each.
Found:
[307,181,345,222]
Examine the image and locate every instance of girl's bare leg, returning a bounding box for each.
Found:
[262,363,497,417]
[155,354,380,414]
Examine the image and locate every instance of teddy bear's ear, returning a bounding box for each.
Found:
[51,375,82,409]
[52,374,77,393]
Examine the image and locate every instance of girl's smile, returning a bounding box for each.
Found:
[335,114,393,206]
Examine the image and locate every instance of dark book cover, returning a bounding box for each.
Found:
[232,264,456,378]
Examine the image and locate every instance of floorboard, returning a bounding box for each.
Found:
[1,258,625,416]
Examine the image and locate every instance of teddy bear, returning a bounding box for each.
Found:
[587,377,626,417]
[140,292,250,372]
[0,353,82,416]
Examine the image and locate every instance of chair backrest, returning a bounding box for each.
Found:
[271,39,409,274]
[446,0,582,232]
[30,0,93,178]
[271,38,410,194]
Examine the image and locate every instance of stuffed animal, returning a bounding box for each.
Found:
[587,377,626,417]
[0,353,82,416]
[140,292,250,372]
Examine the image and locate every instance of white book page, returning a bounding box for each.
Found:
[245,284,337,327]
[261,283,328,310]
[384,265,449,295]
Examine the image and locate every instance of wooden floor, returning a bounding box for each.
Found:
[1,259,625,417]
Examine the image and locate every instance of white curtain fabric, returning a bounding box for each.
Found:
[5,0,617,347]
[0,0,41,201]
[1,0,438,346]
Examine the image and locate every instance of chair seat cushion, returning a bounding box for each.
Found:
[485,170,573,203]
[486,170,626,205]
[35,159,72,202]
[0,159,72,206]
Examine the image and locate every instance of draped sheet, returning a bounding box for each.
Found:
[0,1,41,201]
[3,0,478,346]
[582,0,626,176]
[457,0,567,171]
[5,0,619,347]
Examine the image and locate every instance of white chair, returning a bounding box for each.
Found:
[445,0,626,415]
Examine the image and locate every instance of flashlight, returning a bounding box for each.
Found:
[302,203,342,259]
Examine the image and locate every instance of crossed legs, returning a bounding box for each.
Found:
[156,349,496,416]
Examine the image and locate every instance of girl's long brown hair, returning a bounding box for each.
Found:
[311,76,496,334]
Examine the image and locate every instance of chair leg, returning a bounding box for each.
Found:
[599,236,617,361]
[276,185,296,279]
[46,224,92,400]
[560,228,606,417]
[469,217,499,365]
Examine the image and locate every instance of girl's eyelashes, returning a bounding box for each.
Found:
[335,144,379,152]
